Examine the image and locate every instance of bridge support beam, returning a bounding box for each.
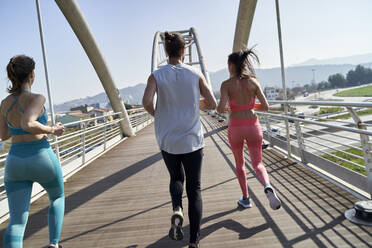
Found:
[54,0,134,137]
[233,0,258,52]
[190,27,212,89]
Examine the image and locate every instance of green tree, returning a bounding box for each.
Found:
[346,69,360,86]
[317,81,330,91]
[328,73,347,88]
[124,103,133,110]
[346,65,372,86]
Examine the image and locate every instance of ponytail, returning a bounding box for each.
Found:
[228,47,260,78]
[6,55,35,94]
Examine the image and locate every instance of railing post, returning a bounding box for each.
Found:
[81,122,86,165]
[103,116,107,151]
[264,115,273,147]
[290,107,306,163]
[188,30,193,64]
[284,104,292,157]
[263,115,273,147]
[347,107,372,198]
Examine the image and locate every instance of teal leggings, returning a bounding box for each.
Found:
[3,139,64,248]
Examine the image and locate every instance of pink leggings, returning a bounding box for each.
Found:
[228,118,270,197]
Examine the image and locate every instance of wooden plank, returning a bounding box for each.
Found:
[0,113,370,247]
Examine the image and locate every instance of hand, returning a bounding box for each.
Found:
[254,103,261,110]
[52,122,64,136]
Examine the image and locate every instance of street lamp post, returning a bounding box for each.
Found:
[275,0,291,157]
[312,69,316,84]
[35,0,60,160]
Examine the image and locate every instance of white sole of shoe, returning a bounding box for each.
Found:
[237,200,252,209]
[266,191,281,210]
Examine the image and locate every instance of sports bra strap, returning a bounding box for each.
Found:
[5,99,17,118]
[6,96,24,117]
[13,96,25,113]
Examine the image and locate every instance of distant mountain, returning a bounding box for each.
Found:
[54,57,372,112]
[54,83,146,112]
[210,63,372,91]
[293,53,372,66]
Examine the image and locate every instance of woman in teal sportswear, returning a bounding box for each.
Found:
[0,55,65,248]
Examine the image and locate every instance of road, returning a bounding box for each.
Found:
[292,84,372,116]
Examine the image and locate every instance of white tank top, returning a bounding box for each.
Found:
[152,63,204,154]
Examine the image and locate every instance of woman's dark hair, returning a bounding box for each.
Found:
[228,47,260,78]
[164,32,185,58]
[6,55,35,94]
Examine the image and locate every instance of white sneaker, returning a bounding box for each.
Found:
[265,186,281,210]
[237,196,253,208]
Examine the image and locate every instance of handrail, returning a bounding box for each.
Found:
[269,100,372,108]
[256,111,372,136]
[63,111,122,127]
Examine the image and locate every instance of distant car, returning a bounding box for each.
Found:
[262,142,269,150]
[297,112,305,119]
[303,92,309,97]
[289,112,305,123]
[208,110,217,117]
[263,128,281,137]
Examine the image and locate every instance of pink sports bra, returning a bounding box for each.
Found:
[228,96,255,112]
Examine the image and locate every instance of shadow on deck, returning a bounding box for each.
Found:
[0,113,371,247]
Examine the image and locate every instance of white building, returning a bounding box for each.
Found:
[264,87,279,100]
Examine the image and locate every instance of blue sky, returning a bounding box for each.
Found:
[0,0,371,104]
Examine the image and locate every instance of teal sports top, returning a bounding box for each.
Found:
[6,95,48,135]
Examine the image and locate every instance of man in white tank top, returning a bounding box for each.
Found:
[143,32,216,248]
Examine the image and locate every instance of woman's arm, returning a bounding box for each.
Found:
[142,74,157,116]
[199,75,217,110]
[0,101,10,140]
[21,94,64,135]
[217,82,229,113]
[252,78,269,111]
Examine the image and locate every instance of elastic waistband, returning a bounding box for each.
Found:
[229,117,259,126]
[9,138,51,157]
[11,138,50,147]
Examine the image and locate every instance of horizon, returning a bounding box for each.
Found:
[54,60,372,109]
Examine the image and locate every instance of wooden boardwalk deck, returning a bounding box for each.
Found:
[0,113,371,247]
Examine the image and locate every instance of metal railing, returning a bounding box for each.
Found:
[216,100,372,199]
[0,109,153,223]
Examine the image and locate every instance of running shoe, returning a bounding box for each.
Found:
[262,142,269,150]
[169,208,184,240]
[265,186,281,210]
[237,196,252,208]
[189,245,200,248]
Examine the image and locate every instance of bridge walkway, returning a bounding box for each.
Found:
[0,113,371,247]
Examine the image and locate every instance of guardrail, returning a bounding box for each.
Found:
[0,109,153,223]
[215,100,372,200]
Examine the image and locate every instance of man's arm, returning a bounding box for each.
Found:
[217,82,229,113]
[142,74,157,116]
[199,75,217,110]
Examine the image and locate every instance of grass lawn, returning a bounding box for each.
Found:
[334,85,372,97]
[329,108,372,120]
[321,147,366,175]
[316,107,344,115]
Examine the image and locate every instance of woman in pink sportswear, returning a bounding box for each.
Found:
[217,49,281,210]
